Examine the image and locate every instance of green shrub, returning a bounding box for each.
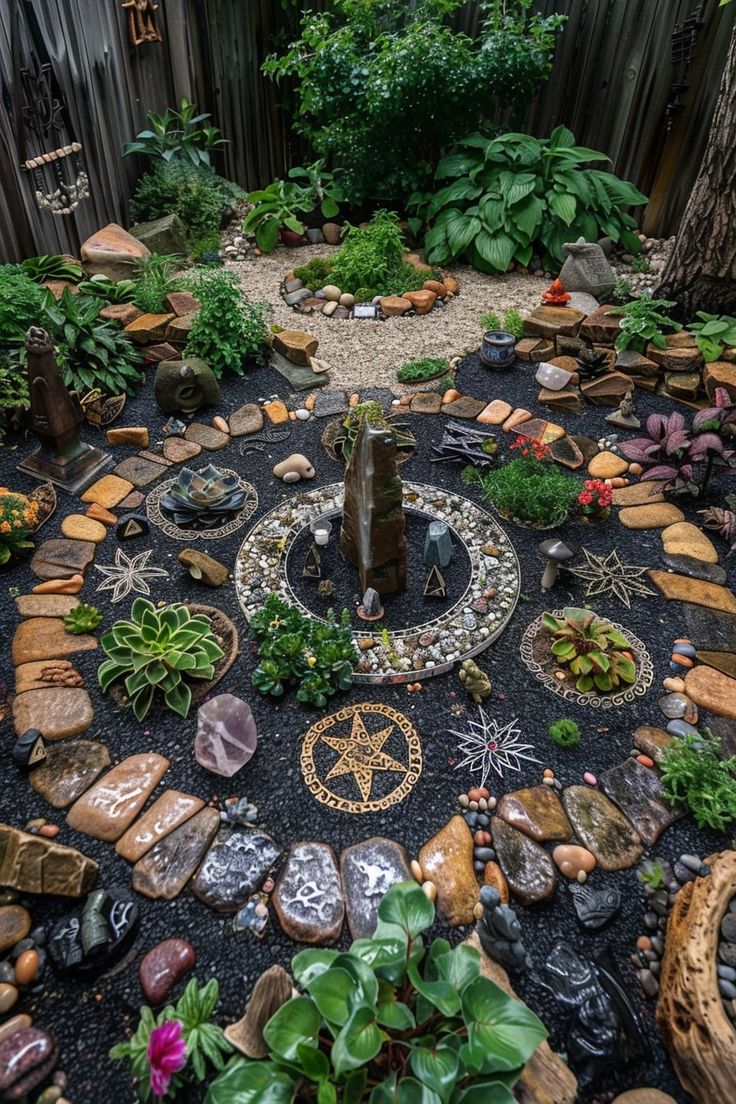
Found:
[396,357,449,383]
[205,881,547,1104]
[263,0,565,205]
[293,257,333,288]
[184,268,270,378]
[98,598,225,721]
[0,360,29,441]
[188,232,223,263]
[0,266,47,348]
[660,729,736,831]
[42,289,143,396]
[410,127,647,273]
[548,718,581,748]
[250,593,357,707]
[130,161,243,240]
[132,253,184,314]
[466,439,582,528]
[688,311,736,363]
[326,211,438,297]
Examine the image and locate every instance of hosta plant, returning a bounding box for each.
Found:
[542,607,637,694]
[688,311,736,363]
[409,127,647,273]
[41,289,144,396]
[605,293,681,352]
[205,881,547,1104]
[63,603,103,635]
[98,598,225,720]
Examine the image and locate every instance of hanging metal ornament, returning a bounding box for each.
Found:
[121,0,163,47]
[11,8,89,216]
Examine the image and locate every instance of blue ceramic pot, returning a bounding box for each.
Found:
[480,330,516,369]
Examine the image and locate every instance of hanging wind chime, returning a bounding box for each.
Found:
[11,9,89,216]
[121,0,163,47]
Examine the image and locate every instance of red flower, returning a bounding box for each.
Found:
[147,1021,187,1098]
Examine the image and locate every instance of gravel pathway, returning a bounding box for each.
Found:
[228,244,544,391]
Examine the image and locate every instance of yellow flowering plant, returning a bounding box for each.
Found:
[0,489,39,565]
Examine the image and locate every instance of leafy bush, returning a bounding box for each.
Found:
[20,255,82,283]
[293,257,334,288]
[41,289,143,396]
[660,729,736,831]
[482,308,524,336]
[542,607,636,694]
[205,881,546,1104]
[548,718,580,748]
[130,161,243,241]
[325,211,437,297]
[183,269,270,378]
[0,490,39,566]
[288,158,345,218]
[188,232,223,263]
[242,179,314,252]
[250,593,357,707]
[396,357,449,383]
[77,275,138,304]
[124,99,227,167]
[98,598,225,721]
[410,127,647,273]
[0,265,48,348]
[263,0,565,205]
[132,254,184,314]
[0,362,29,442]
[606,294,681,352]
[110,978,232,1101]
[63,603,103,635]
[466,437,582,527]
[688,311,736,363]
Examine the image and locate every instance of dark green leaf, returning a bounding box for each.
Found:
[204,1058,295,1104]
[262,997,320,1061]
[461,977,547,1074]
[331,1007,386,1076]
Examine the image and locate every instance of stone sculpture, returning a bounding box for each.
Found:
[559,239,615,299]
[154,358,220,415]
[476,885,531,971]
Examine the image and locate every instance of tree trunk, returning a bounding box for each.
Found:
[656,24,736,317]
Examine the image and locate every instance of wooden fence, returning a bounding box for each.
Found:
[0,0,733,262]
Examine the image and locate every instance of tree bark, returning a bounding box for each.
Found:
[656,24,736,317]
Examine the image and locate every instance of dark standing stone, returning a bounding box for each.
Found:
[132,807,220,900]
[662,554,727,586]
[273,842,344,943]
[116,513,149,541]
[139,938,196,1005]
[11,729,46,769]
[0,1027,58,1100]
[30,741,111,808]
[599,758,685,847]
[192,827,281,913]
[568,883,621,929]
[489,817,556,904]
[340,837,412,940]
[562,786,643,871]
[683,603,736,652]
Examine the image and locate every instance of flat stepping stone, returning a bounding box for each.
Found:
[599,758,684,846]
[515,417,566,443]
[418,816,478,926]
[411,392,442,414]
[15,659,83,694]
[502,408,532,432]
[562,785,642,871]
[618,504,685,529]
[66,753,170,842]
[137,449,172,467]
[661,522,719,563]
[684,603,736,651]
[113,455,169,488]
[118,490,145,511]
[192,827,281,912]
[184,422,230,451]
[270,350,329,391]
[696,650,736,679]
[30,539,96,580]
[132,807,220,900]
[495,785,572,842]
[13,687,94,740]
[648,570,736,614]
[115,790,205,862]
[273,841,344,944]
[524,305,585,339]
[340,837,412,940]
[81,474,134,508]
[0,825,97,897]
[661,553,726,585]
[684,665,736,720]
[477,400,512,425]
[550,436,585,470]
[162,437,202,462]
[632,726,674,764]
[60,515,107,543]
[12,619,98,666]
[30,741,111,808]
[441,396,486,419]
[229,404,264,437]
[490,817,557,904]
[313,390,348,417]
[15,595,79,619]
[611,481,665,506]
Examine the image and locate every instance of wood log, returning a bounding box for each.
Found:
[656,849,736,1103]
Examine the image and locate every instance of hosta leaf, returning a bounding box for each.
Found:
[510,194,543,239]
[475,230,515,272]
[435,151,481,179]
[549,192,577,226]
[498,171,536,205]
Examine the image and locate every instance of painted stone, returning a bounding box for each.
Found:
[115,791,205,861]
[139,938,196,1005]
[495,785,572,842]
[490,817,556,905]
[66,753,170,842]
[273,841,344,944]
[192,827,281,912]
[30,741,111,808]
[48,888,138,975]
[562,786,642,871]
[340,837,412,940]
[132,807,220,900]
[194,694,258,777]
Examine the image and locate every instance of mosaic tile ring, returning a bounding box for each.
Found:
[235,481,521,684]
[146,469,258,541]
[519,609,654,709]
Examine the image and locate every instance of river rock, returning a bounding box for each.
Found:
[618,504,685,529]
[0,825,97,896]
[562,786,643,870]
[184,422,230,451]
[66,753,170,841]
[490,817,556,905]
[632,726,674,764]
[139,938,196,1005]
[684,665,736,720]
[600,758,684,846]
[0,1026,58,1100]
[229,403,264,437]
[648,571,736,614]
[552,844,597,879]
[0,907,31,955]
[588,451,629,479]
[30,741,111,808]
[11,619,97,666]
[133,807,220,900]
[340,837,412,939]
[496,785,572,842]
[194,694,258,777]
[273,841,344,943]
[115,791,205,861]
[12,687,94,740]
[418,816,479,925]
[192,827,281,912]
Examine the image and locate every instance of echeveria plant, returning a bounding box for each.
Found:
[205,882,547,1104]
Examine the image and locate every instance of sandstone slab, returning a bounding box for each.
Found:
[124,312,175,345]
[12,619,98,666]
[273,841,344,944]
[477,400,512,425]
[661,522,719,564]
[15,595,79,619]
[600,758,684,846]
[66,753,170,841]
[704,360,736,401]
[611,482,665,506]
[0,824,97,896]
[496,785,572,842]
[13,687,94,740]
[273,330,318,366]
[619,504,685,529]
[115,791,205,862]
[648,571,736,614]
[661,554,726,585]
[30,539,96,580]
[587,450,629,478]
[489,817,556,904]
[113,455,168,488]
[696,650,736,679]
[562,786,642,871]
[418,816,479,925]
[184,422,230,451]
[579,304,620,345]
[442,396,486,419]
[163,437,202,463]
[683,604,736,652]
[411,392,442,415]
[14,659,83,694]
[192,827,281,912]
[524,305,585,339]
[81,474,134,508]
[229,403,264,437]
[133,807,220,900]
[684,665,736,720]
[60,514,107,543]
[340,837,412,940]
[30,741,111,808]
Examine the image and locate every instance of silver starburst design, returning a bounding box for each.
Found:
[94,548,169,603]
[451,710,540,787]
[566,547,655,608]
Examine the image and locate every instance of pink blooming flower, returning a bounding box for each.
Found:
[147,1021,187,1099]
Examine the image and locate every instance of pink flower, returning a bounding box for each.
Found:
[147,1021,187,1099]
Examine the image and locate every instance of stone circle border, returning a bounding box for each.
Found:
[235,480,521,684]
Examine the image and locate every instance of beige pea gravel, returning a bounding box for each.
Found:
[228,244,545,392]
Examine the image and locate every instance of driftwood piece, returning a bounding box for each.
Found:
[656,849,736,1104]
[465,933,578,1104]
[225,965,293,1059]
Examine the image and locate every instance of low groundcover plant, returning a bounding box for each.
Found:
[205,881,547,1104]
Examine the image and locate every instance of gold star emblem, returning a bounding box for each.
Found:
[321,713,407,802]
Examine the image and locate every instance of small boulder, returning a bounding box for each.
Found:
[272,331,319,366]
[129,213,187,257]
[273,454,315,482]
[80,223,150,281]
[402,289,436,315]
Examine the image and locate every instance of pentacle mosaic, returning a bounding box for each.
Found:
[300,703,422,813]
[146,469,258,541]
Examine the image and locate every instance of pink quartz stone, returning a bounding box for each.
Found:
[194,694,257,777]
